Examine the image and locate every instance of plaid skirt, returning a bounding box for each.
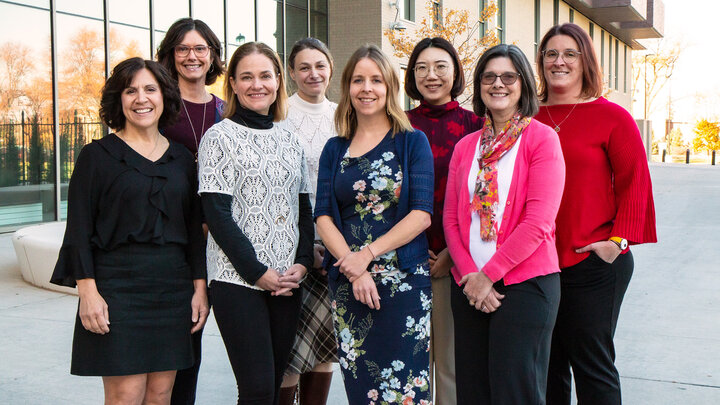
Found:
[285,269,339,374]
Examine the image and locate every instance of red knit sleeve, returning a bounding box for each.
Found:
[607,106,657,245]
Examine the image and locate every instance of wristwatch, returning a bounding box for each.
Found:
[608,236,628,250]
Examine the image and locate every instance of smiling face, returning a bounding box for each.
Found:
[480,56,522,123]
[414,46,454,105]
[289,48,331,103]
[121,68,164,131]
[174,30,211,84]
[542,34,584,98]
[349,57,387,120]
[230,52,279,115]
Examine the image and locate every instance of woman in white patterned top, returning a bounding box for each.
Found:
[277,38,338,405]
[197,42,314,404]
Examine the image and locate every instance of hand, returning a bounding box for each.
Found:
[274,264,307,296]
[255,268,290,294]
[352,272,381,310]
[77,279,110,335]
[576,240,622,264]
[428,249,438,267]
[334,248,374,282]
[313,244,327,276]
[190,281,209,333]
[430,248,453,279]
[459,271,494,311]
[480,288,506,313]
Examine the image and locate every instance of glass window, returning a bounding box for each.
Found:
[615,39,619,90]
[0,2,56,227]
[286,4,309,52]
[310,11,328,44]
[589,22,594,39]
[608,35,612,87]
[110,23,152,62]
[311,0,327,12]
[109,0,149,28]
[57,0,103,19]
[227,0,256,52]
[192,0,225,51]
[403,0,415,21]
[153,0,190,50]
[569,8,574,23]
[287,0,308,7]
[623,45,628,93]
[257,0,284,56]
[496,0,505,44]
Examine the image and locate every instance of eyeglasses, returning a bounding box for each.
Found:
[480,72,521,85]
[175,45,210,57]
[414,64,450,78]
[542,49,581,63]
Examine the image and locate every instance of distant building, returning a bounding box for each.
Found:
[0,0,663,230]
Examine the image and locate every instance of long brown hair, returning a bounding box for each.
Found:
[335,44,412,139]
[536,23,603,102]
[223,42,287,121]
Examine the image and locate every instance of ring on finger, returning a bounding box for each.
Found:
[481,305,487,312]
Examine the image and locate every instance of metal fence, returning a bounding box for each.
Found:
[0,112,104,187]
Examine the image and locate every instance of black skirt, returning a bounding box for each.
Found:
[70,243,194,376]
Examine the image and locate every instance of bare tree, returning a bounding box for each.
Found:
[0,42,34,115]
[632,38,683,118]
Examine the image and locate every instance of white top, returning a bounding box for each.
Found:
[198,118,311,289]
[467,135,521,272]
[277,93,337,209]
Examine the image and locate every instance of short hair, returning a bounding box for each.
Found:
[335,44,413,139]
[537,23,603,102]
[223,42,287,122]
[471,44,539,119]
[404,37,465,101]
[100,57,181,131]
[156,18,225,86]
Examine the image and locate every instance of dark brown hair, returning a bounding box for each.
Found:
[288,37,334,73]
[156,18,225,85]
[100,57,181,130]
[472,44,539,118]
[536,23,603,102]
[223,42,287,121]
[404,37,465,101]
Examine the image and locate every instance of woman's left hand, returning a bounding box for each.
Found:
[334,248,374,282]
[460,271,494,311]
[576,240,622,264]
[190,281,209,333]
[313,244,327,276]
[274,264,307,296]
[430,248,453,279]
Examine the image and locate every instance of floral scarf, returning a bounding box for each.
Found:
[470,112,530,241]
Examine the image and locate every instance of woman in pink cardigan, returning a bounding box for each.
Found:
[443,44,566,404]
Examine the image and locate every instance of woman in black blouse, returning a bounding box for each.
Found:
[51,57,208,405]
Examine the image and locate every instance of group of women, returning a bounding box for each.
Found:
[51,17,655,405]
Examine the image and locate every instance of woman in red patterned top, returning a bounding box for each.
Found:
[404,37,482,405]
[535,23,657,405]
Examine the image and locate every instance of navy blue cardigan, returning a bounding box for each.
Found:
[314,129,434,280]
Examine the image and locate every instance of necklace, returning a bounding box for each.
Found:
[545,101,579,132]
[118,131,161,160]
[182,98,208,161]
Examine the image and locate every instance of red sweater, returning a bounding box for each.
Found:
[535,97,657,268]
[407,100,482,253]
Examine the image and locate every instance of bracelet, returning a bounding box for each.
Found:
[366,245,377,259]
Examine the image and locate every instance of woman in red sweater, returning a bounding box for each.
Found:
[443,44,565,404]
[535,24,657,405]
[404,37,482,405]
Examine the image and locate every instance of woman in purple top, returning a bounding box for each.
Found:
[155,17,225,405]
[404,37,482,405]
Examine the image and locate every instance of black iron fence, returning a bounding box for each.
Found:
[0,111,104,187]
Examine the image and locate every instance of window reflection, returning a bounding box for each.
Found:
[109,0,149,27]
[191,0,225,53]
[57,0,102,19]
[257,0,283,55]
[227,0,256,52]
[286,5,309,51]
[154,0,190,49]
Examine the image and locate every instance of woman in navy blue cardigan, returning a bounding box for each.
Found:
[314,44,434,405]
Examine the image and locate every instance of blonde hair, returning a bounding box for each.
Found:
[334,44,412,138]
[223,42,287,121]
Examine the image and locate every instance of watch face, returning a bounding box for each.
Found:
[620,239,628,250]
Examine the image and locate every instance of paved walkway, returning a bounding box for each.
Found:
[0,163,719,404]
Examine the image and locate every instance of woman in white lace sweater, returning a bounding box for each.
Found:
[277,37,338,405]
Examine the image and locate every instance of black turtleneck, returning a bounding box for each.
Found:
[230,104,274,129]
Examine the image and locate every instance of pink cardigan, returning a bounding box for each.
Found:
[443,119,565,286]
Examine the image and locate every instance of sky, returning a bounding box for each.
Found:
[639,0,720,138]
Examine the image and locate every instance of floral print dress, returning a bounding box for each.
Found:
[330,133,433,405]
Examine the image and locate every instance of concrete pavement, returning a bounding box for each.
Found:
[0,162,719,404]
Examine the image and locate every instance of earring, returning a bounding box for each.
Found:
[208,64,215,74]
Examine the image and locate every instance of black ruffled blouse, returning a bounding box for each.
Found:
[50,134,206,287]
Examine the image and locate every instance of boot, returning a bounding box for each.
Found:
[299,371,333,405]
[278,384,298,405]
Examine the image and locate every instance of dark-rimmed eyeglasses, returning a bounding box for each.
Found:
[542,49,581,63]
[414,64,450,78]
[480,72,521,85]
[175,45,210,57]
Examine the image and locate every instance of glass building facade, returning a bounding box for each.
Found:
[0,0,328,231]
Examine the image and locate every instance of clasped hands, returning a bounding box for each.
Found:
[459,271,505,313]
[256,264,308,296]
[335,247,381,310]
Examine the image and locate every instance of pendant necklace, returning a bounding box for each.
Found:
[182,98,208,162]
[545,101,579,132]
